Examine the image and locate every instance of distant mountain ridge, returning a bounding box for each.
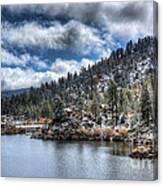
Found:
[2,88,30,97]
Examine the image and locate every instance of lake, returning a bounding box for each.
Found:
[1,135,157,180]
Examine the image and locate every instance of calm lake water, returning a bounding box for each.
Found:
[1,135,157,180]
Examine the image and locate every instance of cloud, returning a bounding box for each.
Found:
[2,1,153,58]
[100,2,153,41]
[28,55,49,70]
[1,58,94,90]
[51,58,94,76]
[1,48,27,67]
[2,3,100,22]
[1,1,154,91]
[1,67,58,91]
[1,47,48,70]
[2,2,151,24]
[2,20,106,56]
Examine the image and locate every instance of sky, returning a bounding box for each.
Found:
[1,1,154,91]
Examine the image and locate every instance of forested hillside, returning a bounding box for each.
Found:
[1,36,158,130]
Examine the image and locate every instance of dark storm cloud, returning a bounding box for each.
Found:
[118,2,149,22]
[2,2,151,25]
[60,26,79,47]
[1,4,72,23]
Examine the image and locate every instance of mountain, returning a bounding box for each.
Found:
[1,36,158,130]
[2,88,30,97]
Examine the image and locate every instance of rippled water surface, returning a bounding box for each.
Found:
[1,135,157,180]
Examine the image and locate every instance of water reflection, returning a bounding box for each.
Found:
[110,141,130,156]
[1,135,157,180]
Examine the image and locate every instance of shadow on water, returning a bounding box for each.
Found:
[110,141,131,156]
[50,140,131,156]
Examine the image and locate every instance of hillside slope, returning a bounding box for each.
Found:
[1,36,158,129]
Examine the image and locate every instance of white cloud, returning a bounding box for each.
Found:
[1,48,27,66]
[102,15,153,42]
[51,58,94,76]
[1,67,58,90]
[1,58,94,90]
[3,1,153,40]
[100,1,153,41]
[2,20,107,56]
[2,1,153,58]
[29,55,48,70]
[1,1,154,90]
[1,48,48,70]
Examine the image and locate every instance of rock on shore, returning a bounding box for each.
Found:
[1,126,25,135]
[31,117,129,141]
[129,145,157,159]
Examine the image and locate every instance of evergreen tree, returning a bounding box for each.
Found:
[41,101,53,118]
[90,92,99,121]
[141,84,152,127]
[54,97,65,123]
[107,80,118,127]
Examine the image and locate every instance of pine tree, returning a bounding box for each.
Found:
[107,80,118,127]
[141,84,152,127]
[54,97,65,123]
[78,96,84,117]
[90,92,99,121]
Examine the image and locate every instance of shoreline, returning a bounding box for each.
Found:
[1,125,157,159]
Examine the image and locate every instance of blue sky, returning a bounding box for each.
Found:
[1,1,153,90]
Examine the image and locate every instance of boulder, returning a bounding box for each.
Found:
[129,146,151,159]
[71,134,80,140]
[47,129,54,136]
[93,128,102,136]
[119,127,128,138]
[31,131,43,139]
[103,128,114,140]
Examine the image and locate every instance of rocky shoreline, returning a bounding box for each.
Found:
[31,127,128,141]
[129,146,157,159]
[1,126,26,135]
[36,123,158,159]
[1,116,157,159]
